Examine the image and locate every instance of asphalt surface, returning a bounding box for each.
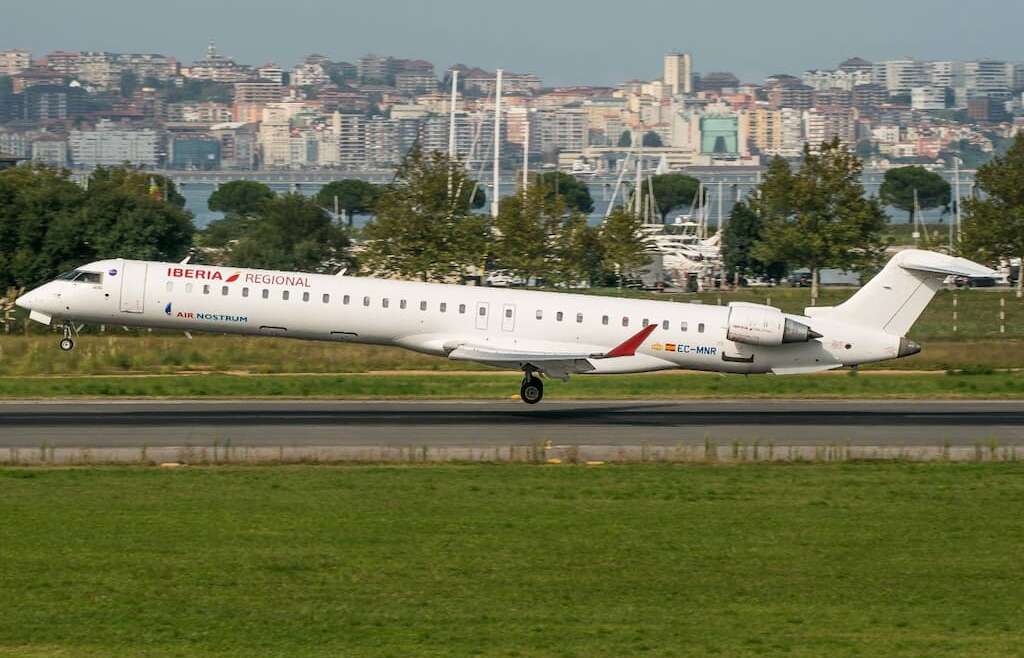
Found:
[1,400,1023,447]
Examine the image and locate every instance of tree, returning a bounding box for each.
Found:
[753,139,888,301]
[558,211,605,287]
[314,179,381,223]
[617,131,632,147]
[225,194,351,272]
[361,147,489,281]
[535,171,594,214]
[642,131,663,148]
[492,186,561,284]
[599,208,651,287]
[879,166,951,221]
[207,180,274,216]
[88,167,187,208]
[0,165,194,289]
[721,201,786,284]
[960,133,1024,297]
[646,174,702,221]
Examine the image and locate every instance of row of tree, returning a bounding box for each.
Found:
[723,134,1024,299]
[200,148,650,286]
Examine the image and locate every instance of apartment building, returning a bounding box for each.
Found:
[69,122,162,167]
[0,49,32,76]
[663,52,693,96]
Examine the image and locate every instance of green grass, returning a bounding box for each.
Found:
[2,464,1023,657]
[0,371,1023,399]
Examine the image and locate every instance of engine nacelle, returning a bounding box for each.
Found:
[726,303,821,347]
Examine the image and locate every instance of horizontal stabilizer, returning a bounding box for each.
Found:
[897,250,996,278]
[814,250,995,336]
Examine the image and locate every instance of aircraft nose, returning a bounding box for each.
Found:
[15,289,40,310]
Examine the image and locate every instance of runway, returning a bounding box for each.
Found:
[1,400,1023,447]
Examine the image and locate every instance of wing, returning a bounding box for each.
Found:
[445,324,657,380]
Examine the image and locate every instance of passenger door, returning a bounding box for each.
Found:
[501,303,516,332]
[119,260,148,313]
[475,302,489,330]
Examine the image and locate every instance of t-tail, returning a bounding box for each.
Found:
[805,249,996,347]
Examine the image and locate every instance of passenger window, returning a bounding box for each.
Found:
[382,298,389,308]
[622,317,629,327]
[681,322,688,332]
[322,294,330,303]
[222,286,229,296]
[642,319,649,327]
[261,289,269,299]
[440,303,447,313]
[505,308,513,318]
[536,310,543,320]
[186,283,194,294]
[420,301,427,311]
[400,299,407,310]
[282,290,290,300]
[203,284,210,295]
[662,320,669,330]
[242,287,249,298]
[479,306,486,316]
[165,281,173,292]
[698,323,705,333]
[556,312,564,322]
[577,313,583,323]
[459,304,466,314]
[343,295,350,305]
[302,292,310,302]
[363,296,370,307]
[602,315,609,325]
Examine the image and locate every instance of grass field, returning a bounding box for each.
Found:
[0,371,1022,399]
[2,464,1023,657]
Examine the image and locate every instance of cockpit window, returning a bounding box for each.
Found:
[59,270,102,284]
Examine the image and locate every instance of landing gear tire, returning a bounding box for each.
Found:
[520,377,544,405]
[59,337,75,352]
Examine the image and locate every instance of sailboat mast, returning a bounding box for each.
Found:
[447,69,459,198]
[491,68,503,219]
[522,109,530,192]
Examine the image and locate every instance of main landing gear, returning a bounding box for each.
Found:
[58,323,75,352]
[520,370,544,405]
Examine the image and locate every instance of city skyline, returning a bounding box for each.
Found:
[2,0,1022,86]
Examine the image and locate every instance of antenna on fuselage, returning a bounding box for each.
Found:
[179,256,191,265]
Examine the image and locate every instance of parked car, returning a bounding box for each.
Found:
[485,271,525,288]
[953,275,998,288]
[787,272,813,288]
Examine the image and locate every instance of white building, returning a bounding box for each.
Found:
[663,52,693,96]
[31,136,68,167]
[872,59,928,96]
[258,64,284,85]
[69,122,161,167]
[911,86,950,111]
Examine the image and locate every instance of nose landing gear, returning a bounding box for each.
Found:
[58,323,75,352]
[520,369,544,405]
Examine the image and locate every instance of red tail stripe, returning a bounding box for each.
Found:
[605,323,658,358]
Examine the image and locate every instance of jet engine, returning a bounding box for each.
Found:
[726,303,821,347]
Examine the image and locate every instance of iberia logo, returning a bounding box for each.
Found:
[167,267,241,282]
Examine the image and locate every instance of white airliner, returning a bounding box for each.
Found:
[15,249,993,404]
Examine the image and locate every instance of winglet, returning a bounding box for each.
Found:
[602,323,658,358]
